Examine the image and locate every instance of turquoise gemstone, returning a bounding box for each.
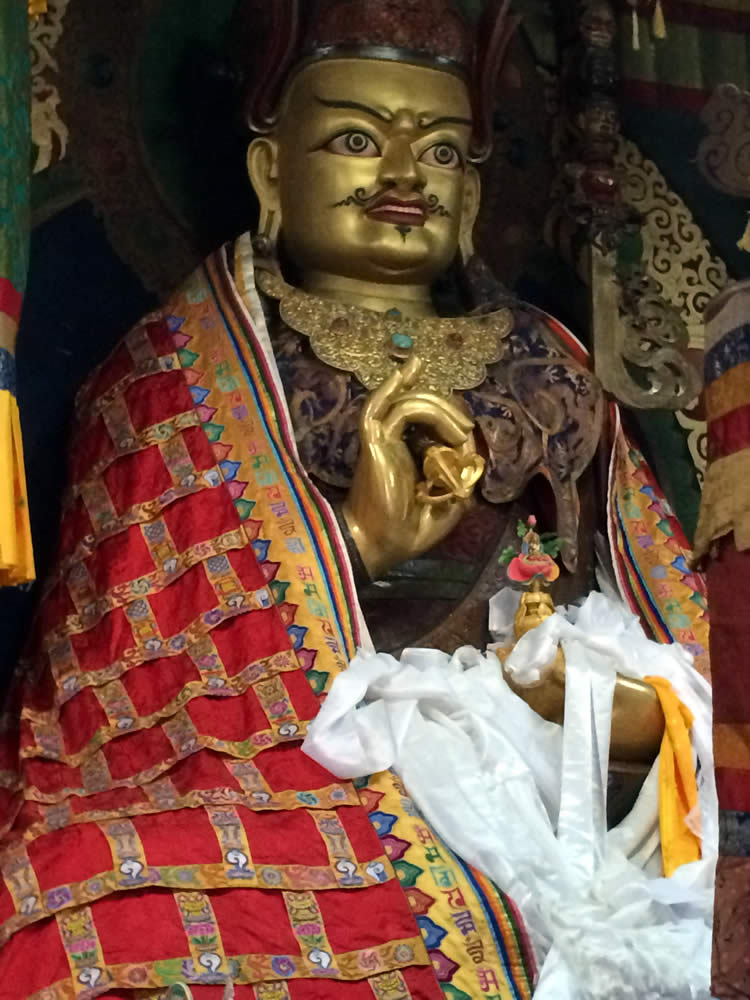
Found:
[385,307,402,320]
[391,332,414,350]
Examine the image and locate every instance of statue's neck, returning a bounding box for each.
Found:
[301,270,437,318]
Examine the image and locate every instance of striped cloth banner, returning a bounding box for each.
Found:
[617,0,750,109]
[0,1,34,586]
[694,279,750,997]
[695,280,750,558]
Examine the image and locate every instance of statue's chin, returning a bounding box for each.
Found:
[285,229,453,287]
[358,233,449,285]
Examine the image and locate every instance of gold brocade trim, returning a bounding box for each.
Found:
[27,934,428,997]
[175,891,232,983]
[19,711,308,804]
[370,970,412,999]
[24,657,302,762]
[42,576,269,649]
[58,905,112,995]
[4,778,360,847]
[254,675,304,742]
[284,890,340,976]
[22,691,307,767]
[695,449,750,558]
[66,472,223,550]
[74,409,207,496]
[256,268,513,397]
[32,647,295,723]
[1,844,43,922]
[257,985,291,1000]
[42,527,246,655]
[77,347,179,418]
[312,810,382,887]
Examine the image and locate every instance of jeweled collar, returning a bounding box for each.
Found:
[255,267,513,397]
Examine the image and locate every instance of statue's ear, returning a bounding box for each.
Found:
[459,165,481,264]
[246,136,280,210]
[247,137,282,247]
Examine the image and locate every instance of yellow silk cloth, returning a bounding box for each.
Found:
[645,676,702,877]
[0,387,34,586]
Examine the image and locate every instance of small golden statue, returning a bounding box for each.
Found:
[500,515,561,637]
[498,516,664,763]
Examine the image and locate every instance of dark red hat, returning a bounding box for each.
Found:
[243,0,518,163]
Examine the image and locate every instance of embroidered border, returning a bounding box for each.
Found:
[28,934,428,997]
[362,770,535,1000]
[1,848,395,946]
[7,775,359,846]
[57,905,112,996]
[608,415,710,681]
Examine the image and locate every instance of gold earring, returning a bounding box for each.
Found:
[459,216,476,268]
[252,201,282,272]
[459,174,480,267]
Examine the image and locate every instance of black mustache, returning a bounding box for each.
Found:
[332,188,451,218]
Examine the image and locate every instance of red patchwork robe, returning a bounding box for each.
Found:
[0,242,535,1000]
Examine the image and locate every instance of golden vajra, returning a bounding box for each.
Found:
[417,445,485,506]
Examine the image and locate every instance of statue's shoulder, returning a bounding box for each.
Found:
[507,300,591,369]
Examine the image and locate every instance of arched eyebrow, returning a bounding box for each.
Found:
[314,97,472,131]
[315,96,392,123]
[417,114,472,130]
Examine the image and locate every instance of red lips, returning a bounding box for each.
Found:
[366,192,428,226]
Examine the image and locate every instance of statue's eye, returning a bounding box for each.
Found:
[420,143,462,169]
[326,131,380,157]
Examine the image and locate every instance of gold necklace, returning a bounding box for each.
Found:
[256,268,513,397]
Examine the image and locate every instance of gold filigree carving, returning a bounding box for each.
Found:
[616,136,728,351]
[29,0,70,173]
[610,135,722,455]
[675,409,707,485]
[697,84,750,200]
[591,245,701,408]
[256,268,513,397]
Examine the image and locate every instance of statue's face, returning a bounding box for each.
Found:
[249,58,478,287]
[581,3,616,48]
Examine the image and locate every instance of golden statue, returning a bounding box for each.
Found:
[0,3,669,997]
[241,0,663,757]
[246,44,500,579]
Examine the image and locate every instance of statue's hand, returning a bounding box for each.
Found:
[343,357,477,579]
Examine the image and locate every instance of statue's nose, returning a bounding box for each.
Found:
[377,135,426,191]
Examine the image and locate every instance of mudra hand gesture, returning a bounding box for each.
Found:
[343,356,480,579]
